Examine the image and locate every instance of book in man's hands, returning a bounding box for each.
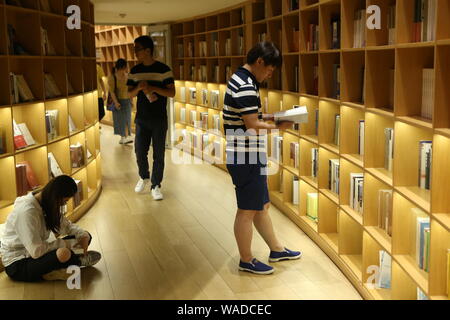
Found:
[274,106,308,124]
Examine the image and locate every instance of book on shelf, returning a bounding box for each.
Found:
[190,110,197,127]
[199,41,207,57]
[350,173,364,214]
[311,148,319,178]
[388,5,396,45]
[189,87,197,104]
[177,43,184,58]
[187,41,194,57]
[358,120,365,156]
[274,106,308,124]
[292,28,300,52]
[70,143,85,168]
[17,122,36,148]
[213,140,222,159]
[421,68,434,120]
[213,114,221,132]
[45,109,59,141]
[331,17,341,49]
[180,107,186,123]
[225,38,232,56]
[68,115,77,133]
[332,64,341,100]
[329,159,340,195]
[40,27,56,56]
[334,114,341,146]
[271,135,283,163]
[179,65,184,80]
[179,87,186,103]
[307,193,318,223]
[353,9,366,48]
[73,179,83,208]
[418,141,432,190]
[17,161,39,191]
[212,65,220,84]
[377,250,392,289]
[378,189,393,237]
[225,66,232,82]
[44,74,62,99]
[289,142,299,169]
[413,0,437,43]
[211,33,219,56]
[238,31,244,55]
[198,65,207,83]
[308,24,319,52]
[211,90,220,109]
[292,177,299,205]
[413,208,430,272]
[202,134,209,153]
[417,288,429,300]
[384,128,394,172]
[13,119,27,150]
[10,73,34,103]
[200,112,209,130]
[190,65,195,81]
[15,164,29,197]
[48,152,64,178]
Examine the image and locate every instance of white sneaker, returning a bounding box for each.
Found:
[135,178,150,193]
[124,136,133,144]
[151,186,163,201]
[119,137,126,144]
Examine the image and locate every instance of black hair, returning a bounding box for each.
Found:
[134,35,154,55]
[40,175,78,233]
[246,42,282,68]
[112,58,127,74]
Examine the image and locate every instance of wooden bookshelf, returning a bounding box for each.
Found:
[171,0,450,300]
[0,0,102,272]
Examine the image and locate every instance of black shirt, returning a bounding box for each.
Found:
[127,61,175,122]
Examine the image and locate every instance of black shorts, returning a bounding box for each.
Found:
[227,163,270,211]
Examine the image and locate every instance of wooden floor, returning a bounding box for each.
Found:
[0,126,362,300]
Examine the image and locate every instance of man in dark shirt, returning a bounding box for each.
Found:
[127,36,175,200]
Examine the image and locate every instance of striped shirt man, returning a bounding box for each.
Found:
[223,67,266,165]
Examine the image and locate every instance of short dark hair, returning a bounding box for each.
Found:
[247,42,282,68]
[113,58,127,73]
[135,35,154,55]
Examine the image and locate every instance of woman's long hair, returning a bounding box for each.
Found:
[40,175,78,233]
[112,58,127,74]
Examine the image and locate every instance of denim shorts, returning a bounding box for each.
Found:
[226,163,270,211]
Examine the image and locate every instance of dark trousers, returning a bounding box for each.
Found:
[5,235,91,282]
[98,98,105,121]
[135,119,168,188]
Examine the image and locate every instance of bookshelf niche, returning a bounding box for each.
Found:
[172,0,450,300]
[0,0,102,273]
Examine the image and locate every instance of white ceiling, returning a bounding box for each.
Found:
[91,0,245,25]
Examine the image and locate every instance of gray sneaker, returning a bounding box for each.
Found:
[78,251,102,267]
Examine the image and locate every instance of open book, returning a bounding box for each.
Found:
[274,106,308,124]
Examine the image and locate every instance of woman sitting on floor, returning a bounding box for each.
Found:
[0,175,101,282]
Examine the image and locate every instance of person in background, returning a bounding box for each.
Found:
[223,42,302,275]
[96,63,107,123]
[127,36,175,201]
[0,176,101,282]
[109,58,134,145]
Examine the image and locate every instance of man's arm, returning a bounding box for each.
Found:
[146,83,176,98]
[242,113,293,134]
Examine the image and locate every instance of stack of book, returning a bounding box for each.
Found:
[200,112,209,130]
[70,143,84,168]
[387,5,396,45]
[13,120,35,150]
[418,141,432,190]
[69,115,77,134]
[289,142,299,169]
[378,189,393,237]
[421,68,435,120]
[413,209,430,273]
[180,108,186,123]
[332,64,341,100]
[353,9,366,48]
[45,110,59,141]
[307,193,318,223]
[384,128,394,171]
[213,114,221,132]
[377,250,392,289]
[334,114,341,146]
[271,135,283,163]
[189,88,197,104]
[41,27,56,56]
[16,161,39,196]
[350,173,364,214]
[48,152,63,178]
[199,41,207,57]
[225,38,232,56]
[412,0,437,42]
[73,180,83,208]
[358,120,365,156]
[292,177,299,205]
[197,66,207,82]
[211,90,220,109]
[329,159,340,194]
[10,73,35,103]
[331,17,341,49]
[308,24,319,51]
[44,74,62,99]
[311,148,319,178]
[190,110,197,127]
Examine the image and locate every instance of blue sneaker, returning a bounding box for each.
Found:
[269,248,302,262]
[239,258,274,275]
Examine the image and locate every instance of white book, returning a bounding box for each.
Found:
[292,177,299,205]
[378,250,392,289]
[350,173,364,211]
[274,106,308,124]
[359,120,365,156]
[48,152,64,178]
[211,90,220,109]
[18,123,36,146]
[68,115,77,133]
[189,88,197,104]
[418,141,432,189]
[201,89,208,105]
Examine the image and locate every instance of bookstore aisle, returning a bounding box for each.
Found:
[0,126,361,300]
